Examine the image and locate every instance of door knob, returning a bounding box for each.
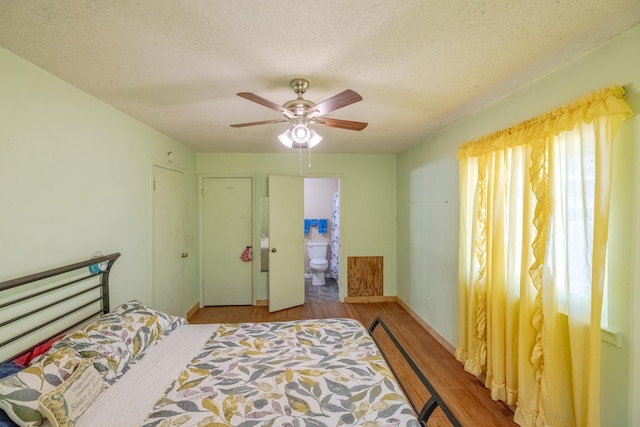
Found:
[271,248,277,253]
[181,253,188,258]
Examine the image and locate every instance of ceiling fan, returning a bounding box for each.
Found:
[230,78,368,147]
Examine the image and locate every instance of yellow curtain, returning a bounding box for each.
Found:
[456,86,632,427]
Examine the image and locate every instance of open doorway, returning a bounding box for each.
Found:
[304,178,340,302]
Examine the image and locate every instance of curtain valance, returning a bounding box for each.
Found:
[457,85,632,160]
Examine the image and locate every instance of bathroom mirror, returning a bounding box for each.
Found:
[260,197,269,272]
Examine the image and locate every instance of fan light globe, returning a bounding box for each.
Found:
[292,124,311,143]
[308,130,323,148]
[277,129,294,148]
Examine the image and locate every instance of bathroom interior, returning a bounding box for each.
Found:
[303,177,340,302]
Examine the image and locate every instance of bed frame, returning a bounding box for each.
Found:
[369,317,461,426]
[0,252,120,363]
[0,253,460,426]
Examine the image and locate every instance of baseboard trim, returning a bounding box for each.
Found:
[255,296,396,305]
[395,297,456,356]
[343,295,397,304]
[186,302,199,321]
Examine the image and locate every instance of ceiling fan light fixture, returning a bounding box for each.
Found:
[277,129,294,148]
[278,127,322,149]
[291,124,311,144]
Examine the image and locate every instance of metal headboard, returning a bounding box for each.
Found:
[0,252,120,363]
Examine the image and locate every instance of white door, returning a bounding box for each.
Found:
[268,175,304,312]
[152,165,185,316]
[202,177,253,305]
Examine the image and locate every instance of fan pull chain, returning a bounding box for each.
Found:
[296,143,314,175]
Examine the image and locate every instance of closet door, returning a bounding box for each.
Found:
[152,165,186,316]
[202,177,253,305]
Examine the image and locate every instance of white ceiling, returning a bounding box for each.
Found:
[2,1,639,154]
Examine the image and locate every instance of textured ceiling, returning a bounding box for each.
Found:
[1,1,639,154]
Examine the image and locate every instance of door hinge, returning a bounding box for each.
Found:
[153,180,156,191]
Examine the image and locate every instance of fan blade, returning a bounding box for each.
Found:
[306,89,363,118]
[237,92,294,118]
[230,119,289,128]
[315,117,368,131]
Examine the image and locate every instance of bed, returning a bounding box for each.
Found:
[0,253,460,427]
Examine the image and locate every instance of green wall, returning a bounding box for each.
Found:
[197,153,398,300]
[397,24,640,425]
[0,46,199,315]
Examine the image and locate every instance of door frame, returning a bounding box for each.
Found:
[150,160,187,314]
[302,173,344,301]
[198,173,257,306]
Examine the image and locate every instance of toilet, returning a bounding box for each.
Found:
[307,242,329,286]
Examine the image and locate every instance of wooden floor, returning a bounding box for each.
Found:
[190,302,518,427]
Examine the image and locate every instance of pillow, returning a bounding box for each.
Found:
[38,360,104,427]
[0,414,18,427]
[105,300,186,358]
[109,300,186,335]
[0,363,23,427]
[0,363,24,380]
[46,328,130,386]
[0,348,82,427]
[42,301,186,385]
[13,336,63,367]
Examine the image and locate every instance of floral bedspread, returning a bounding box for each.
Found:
[141,318,419,427]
